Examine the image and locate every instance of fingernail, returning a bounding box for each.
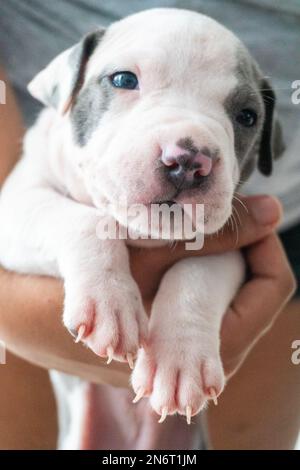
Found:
[248,196,282,226]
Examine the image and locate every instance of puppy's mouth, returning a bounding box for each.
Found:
[152,188,183,208]
[155,199,179,208]
[152,198,186,216]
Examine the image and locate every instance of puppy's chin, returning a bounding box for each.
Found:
[202,204,233,235]
[90,179,234,240]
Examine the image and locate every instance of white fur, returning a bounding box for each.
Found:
[0,9,246,448]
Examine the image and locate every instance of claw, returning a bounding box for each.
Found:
[106,346,114,365]
[132,388,144,404]
[186,405,192,425]
[158,407,168,424]
[75,324,86,343]
[126,353,134,370]
[209,387,218,406]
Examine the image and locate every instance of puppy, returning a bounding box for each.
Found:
[0,8,284,445]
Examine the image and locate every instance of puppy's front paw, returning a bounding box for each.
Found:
[131,330,225,423]
[63,273,148,366]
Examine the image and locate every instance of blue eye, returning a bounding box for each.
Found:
[236,108,257,127]
[110,71,139,90]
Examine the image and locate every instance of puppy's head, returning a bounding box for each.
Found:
[28,8,284,235]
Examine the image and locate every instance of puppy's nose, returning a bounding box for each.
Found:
[161,144,213,190]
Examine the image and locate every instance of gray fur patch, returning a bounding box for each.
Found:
[224,46,265,182]
[71,76,114,146]
[45,29,106,110]
[68,29,106,99]
[225,45,285,179]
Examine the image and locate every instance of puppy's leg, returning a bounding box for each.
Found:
[0,186,147,364]
[132,251,245,421]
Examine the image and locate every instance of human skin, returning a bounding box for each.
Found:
[0,68,297,449]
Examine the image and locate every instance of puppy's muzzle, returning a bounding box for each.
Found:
[161,141,215,191]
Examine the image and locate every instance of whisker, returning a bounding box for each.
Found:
[169,239,178,250]
[229,214,234,233]
[233,205,242,227]
[232,212,240,246]
[233,194,249,214]
[235,216,240,246]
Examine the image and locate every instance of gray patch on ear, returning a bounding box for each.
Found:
[69,29,105,73]
[67,28,106,107]
[258,80,285,175]
[71,76,114,146]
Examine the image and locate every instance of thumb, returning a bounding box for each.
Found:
[204,194,283,253]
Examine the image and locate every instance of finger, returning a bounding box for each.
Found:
[221,233,296,376]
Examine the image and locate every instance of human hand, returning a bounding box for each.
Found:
[220,230,296,377]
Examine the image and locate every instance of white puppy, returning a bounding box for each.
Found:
[0,8,283,445]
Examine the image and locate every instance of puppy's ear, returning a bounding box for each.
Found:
[258,78,285,176]
[27,29,105,113]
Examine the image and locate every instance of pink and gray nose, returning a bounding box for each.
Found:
[161,142,214,190]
